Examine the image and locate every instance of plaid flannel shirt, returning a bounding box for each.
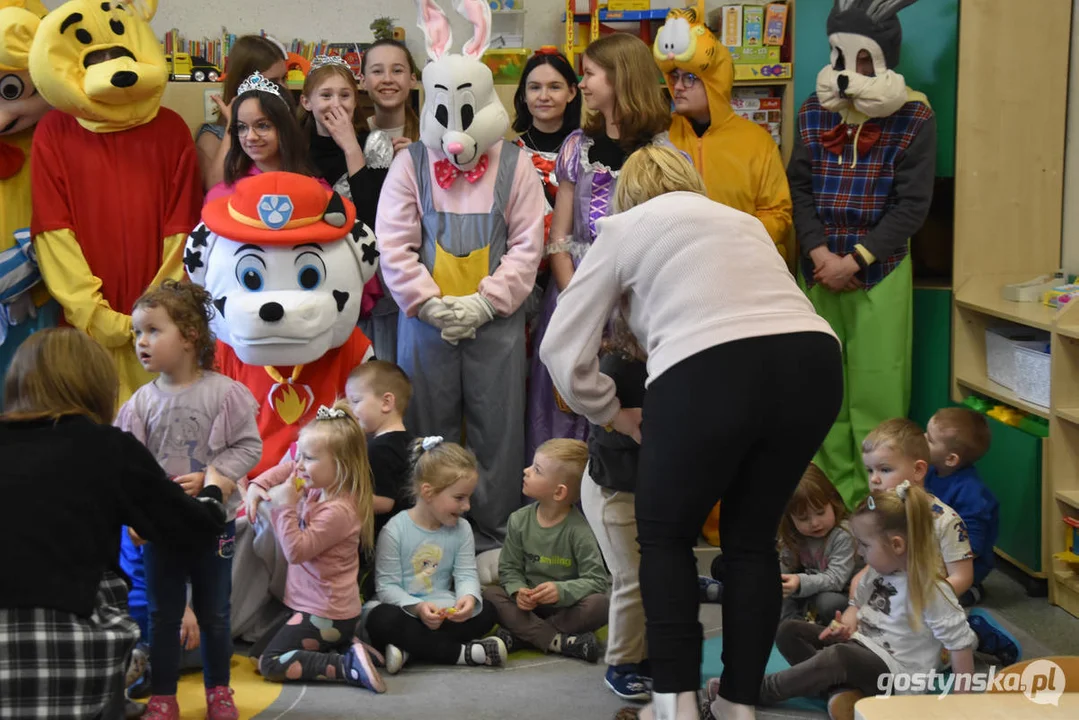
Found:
[797,94,932,290]
[0,571,138,720]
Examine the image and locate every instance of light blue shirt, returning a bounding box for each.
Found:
[371,510,482,614]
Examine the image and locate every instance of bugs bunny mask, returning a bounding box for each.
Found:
[416,0,509,171]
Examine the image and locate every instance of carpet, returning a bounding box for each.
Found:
[151,655,282,720]
[700,636,827,713]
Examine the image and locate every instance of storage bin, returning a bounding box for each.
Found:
[986,325,1049,390]
[481,48,530,83]
[1015,342,1051,408]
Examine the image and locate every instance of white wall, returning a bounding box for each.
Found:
[41,1,687,70]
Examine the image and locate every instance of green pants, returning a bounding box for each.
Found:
[801,257,913,509]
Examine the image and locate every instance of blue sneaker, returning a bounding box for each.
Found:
[699,576,723,604]
[968,608,1021,667]
[341,642,386,693]
[605,664,651,701]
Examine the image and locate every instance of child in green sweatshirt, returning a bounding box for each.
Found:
[482,439,610,662]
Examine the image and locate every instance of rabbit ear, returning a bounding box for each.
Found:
[454,0,492,60]
[417,0,453,61]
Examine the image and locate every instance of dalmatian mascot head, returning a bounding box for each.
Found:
[417,0,509,172]
[818,0,919,118]
[183,172,379,367]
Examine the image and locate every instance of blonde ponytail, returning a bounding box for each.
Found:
[902,483,939,630]
[853,481,941,631]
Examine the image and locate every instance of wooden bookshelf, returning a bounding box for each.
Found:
[951,0,1072,591]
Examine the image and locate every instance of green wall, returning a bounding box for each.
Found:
[792,0,959,176]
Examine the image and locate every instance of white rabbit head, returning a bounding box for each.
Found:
[416,0,509,171]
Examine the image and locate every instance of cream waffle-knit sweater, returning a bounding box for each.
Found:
[539,191,837,426]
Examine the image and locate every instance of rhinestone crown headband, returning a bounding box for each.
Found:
[237,71,285,101]
[310,54,353,72]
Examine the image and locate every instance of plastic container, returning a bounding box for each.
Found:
[481,48,530,84]
[1015,342,1051,409]
[985,325,1049,390]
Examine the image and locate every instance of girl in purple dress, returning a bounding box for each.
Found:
[528,34,674,461]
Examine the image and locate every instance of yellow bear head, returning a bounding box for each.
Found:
[0,0,50,138]
[27,0,166,132]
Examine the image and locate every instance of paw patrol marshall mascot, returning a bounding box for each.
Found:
[23,0,201,403]
[184,172,380,477]
[376,0,544,551]
[789,0,935,507]
[0,0,56,398]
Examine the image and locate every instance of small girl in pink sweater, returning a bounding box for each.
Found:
[245,401,385,693]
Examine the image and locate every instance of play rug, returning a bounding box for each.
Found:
[140,655,281,720]
[700,636,827,712]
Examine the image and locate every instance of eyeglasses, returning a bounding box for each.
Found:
[667,71,700,89]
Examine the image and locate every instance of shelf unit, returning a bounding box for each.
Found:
[1050,301,1079,617]
[951,0,1072,594]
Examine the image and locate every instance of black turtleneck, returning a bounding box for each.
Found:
[308,126,389,230]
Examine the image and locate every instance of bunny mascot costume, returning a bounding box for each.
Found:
[788,0,935,508]
[0,0,58,403]
[376,0,545,552]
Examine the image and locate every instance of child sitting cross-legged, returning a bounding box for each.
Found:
[924,408,999,606]
[363,438,507,674]
[748,483,976,720]
[483,439,611,663]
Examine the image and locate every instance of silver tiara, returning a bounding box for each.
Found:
[237,71,285,102]
[315,405,348,420]
[310,54,353,72]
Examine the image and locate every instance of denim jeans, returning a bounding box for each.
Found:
[145,521,235,694]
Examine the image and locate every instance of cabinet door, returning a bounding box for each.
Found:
[979,418,1043,573]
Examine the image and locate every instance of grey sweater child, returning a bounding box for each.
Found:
[780,522,859,621]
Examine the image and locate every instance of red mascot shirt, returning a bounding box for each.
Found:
[30,108,202,316]
[216,330,373,478]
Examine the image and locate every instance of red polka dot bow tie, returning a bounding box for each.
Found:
[434,155,490,190]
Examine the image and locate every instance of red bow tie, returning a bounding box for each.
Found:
[434,155,490,190]
[821,122,882,158]
[0,141,25,180]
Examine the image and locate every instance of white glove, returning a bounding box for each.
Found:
[442,293,495,331]
[418,297,457,330]
[6,292,37,325]
[440,324,476,345]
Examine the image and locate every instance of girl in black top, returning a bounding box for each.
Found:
[0,329,234,720]
[299,56,397,362]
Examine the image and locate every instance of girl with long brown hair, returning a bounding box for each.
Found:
[528,33,677,464]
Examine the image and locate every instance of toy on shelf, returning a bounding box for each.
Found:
[764,2,788,45]
[164,52,221,82]
[960,394,1050,438]
[987,404,1025,427]
[1053,517,1079,564]
[1044,283,1079,307]
[481,48,531,83]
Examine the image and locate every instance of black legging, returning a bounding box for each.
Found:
[365,602,498,664]
[636,331,842,701]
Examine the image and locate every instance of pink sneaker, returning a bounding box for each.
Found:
[143,695,180,720]
[205,686,239,720]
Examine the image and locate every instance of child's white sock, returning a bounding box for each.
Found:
[711,694,756,720]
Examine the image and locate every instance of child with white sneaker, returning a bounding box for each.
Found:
[364,438,507,673]
[483,439,610,662]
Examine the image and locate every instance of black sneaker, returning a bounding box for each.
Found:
[465,636,507,666]
[496,627,518,654]
[560,631,600,663]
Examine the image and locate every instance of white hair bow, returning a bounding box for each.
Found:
[422,435,444,451]
[895,479,911,501]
